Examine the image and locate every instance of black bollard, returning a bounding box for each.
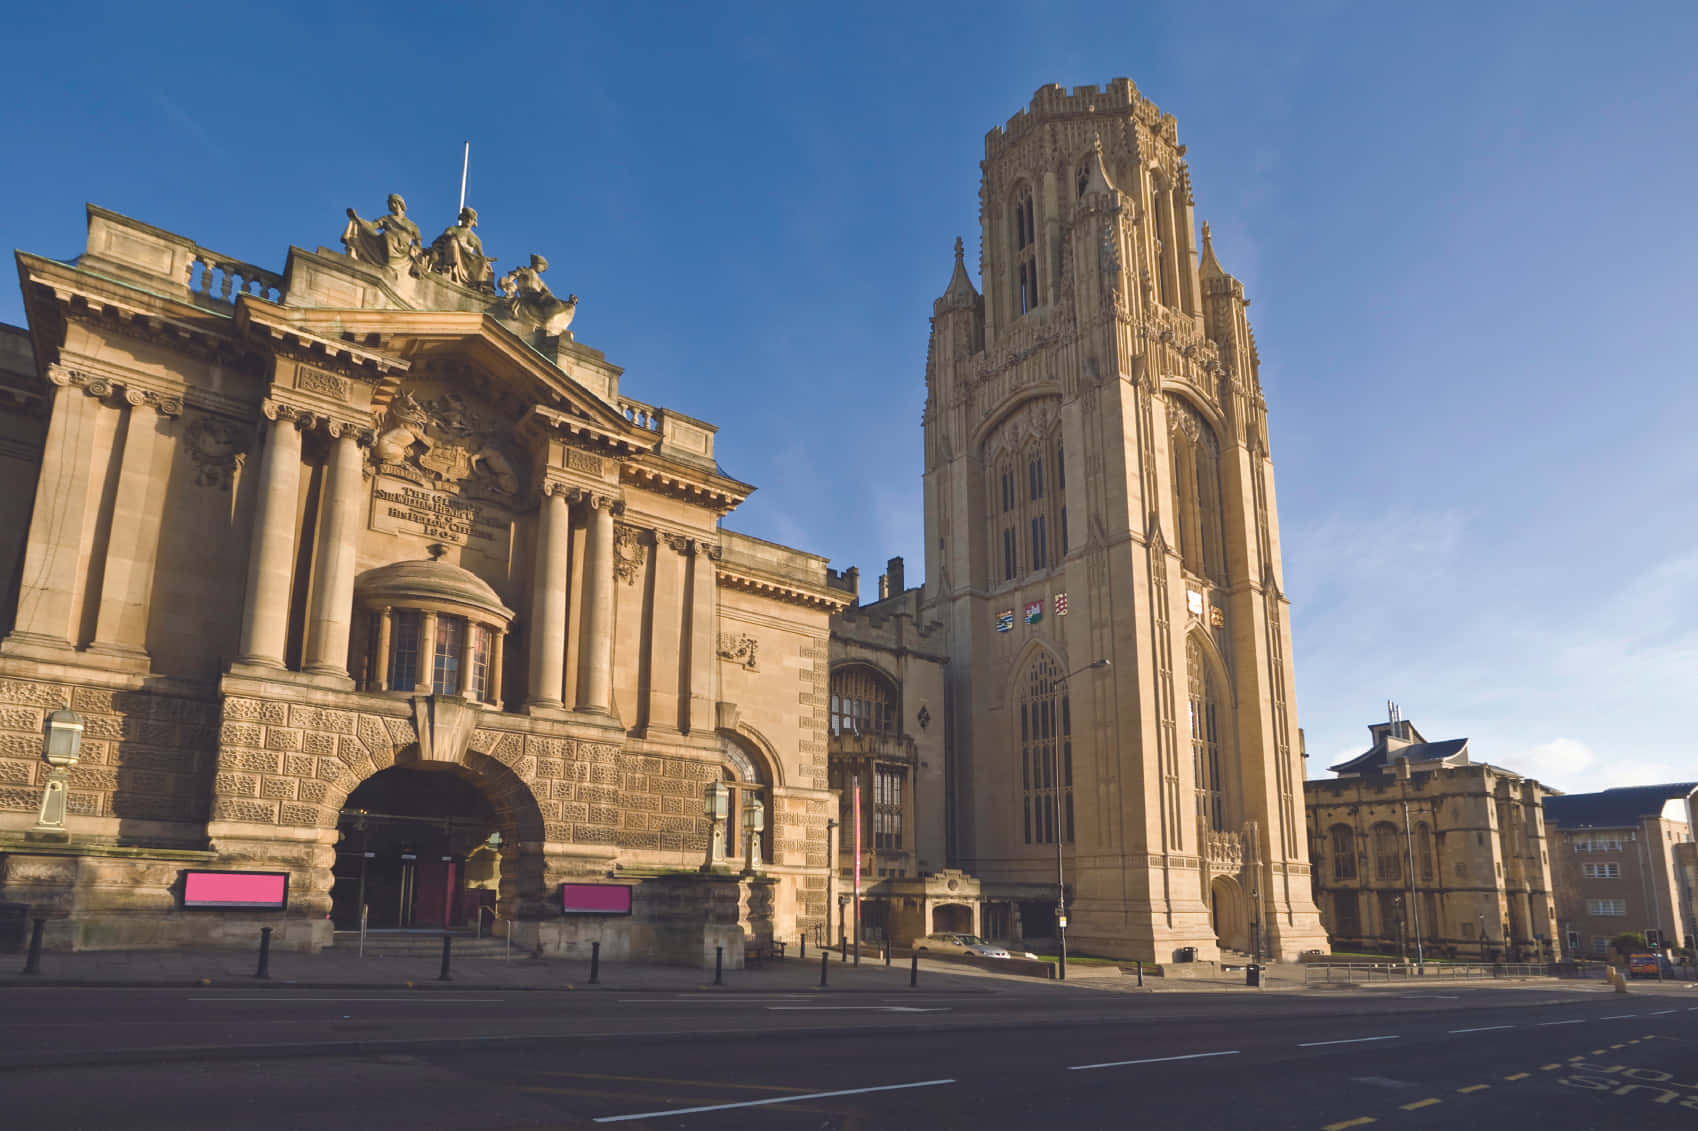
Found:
[254,926,272,979]
[714,945,724,986]
[589,940,600,985]
[438,933,453,981]
[884,939,891,966]
[820,949,828,987]
[1135,959,1143,987]
[910,951,918,988]
[21,917,44,976]
[799,935,805,960]
[839,933,847,963]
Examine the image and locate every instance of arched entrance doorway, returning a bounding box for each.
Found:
[1209,875,1247,953]
[330,766,503,931]
[932,903,972,933]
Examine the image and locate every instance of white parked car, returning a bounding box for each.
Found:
[913,933,1010,958]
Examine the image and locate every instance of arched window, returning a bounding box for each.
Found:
[1416,822,1436,883]
[1372,823,1402,883]
[721,742,770,868]
[830,665,896,737]
[1019,653,1072,845]
[1330,825,1357,881]
[1186,637,1227,832]
[1012,185,1038,316]
[1166,397,1226,583]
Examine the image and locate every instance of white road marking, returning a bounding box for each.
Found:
[767,1005,949,1013]
[1600,1014,1637,1020]
[188,997,505,1003]
[1300,1036,1399,1047]
[1397,994,1459,999]
[1449,1025,1514,1034]
[592,1078,955,1122]
[1538,1019,1585,1026]
[1069,1050,1240,1071]
[1647,1009,1677,1015]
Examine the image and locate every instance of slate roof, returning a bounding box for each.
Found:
[1328,737,1469,776]
[1542,783,1698,830]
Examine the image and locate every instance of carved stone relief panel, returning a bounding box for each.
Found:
[717,634,758,670]
[613,522,648,584]
[183,414,249,490]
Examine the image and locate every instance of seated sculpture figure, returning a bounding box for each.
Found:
[424,206,496,290]
[498,254,578,336]
[341,194,422,269]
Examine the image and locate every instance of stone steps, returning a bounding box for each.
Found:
[329,931,514,959]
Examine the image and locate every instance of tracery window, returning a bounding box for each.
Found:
[1416,822,1436,883]
[1372,822,1402,883]
[1187,637,1226,832]
[985,422,1066,586]
[1019,653,1072,845]
[1167,397,1226,583]
[1330,825,1357,881]
[830,665,897,737]
[874,767,903,852]
[1012,185,1038,316]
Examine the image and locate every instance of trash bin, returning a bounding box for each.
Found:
[1175,946,1197,963]
[1246,964,1261,987]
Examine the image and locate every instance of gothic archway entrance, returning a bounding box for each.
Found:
[330,766,503,931]
[1209,875,1247,953]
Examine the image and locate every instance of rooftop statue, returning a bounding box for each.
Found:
[423,206,496,290]
[497,254,578,336]
[341,194,422,270]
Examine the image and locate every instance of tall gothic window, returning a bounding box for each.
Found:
[1019,653,1072,845]
[1013,185,1038,315]
[1416,822,1436,883]
[1330,825,1357,881]
[1167,397,1227,583]
[1187,637,1226,832]
[1372,823,1403,883]
[874,767,904,852]
[830,665,896,737]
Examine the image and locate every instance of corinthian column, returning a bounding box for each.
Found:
[526,485,569,711]
[235,404,304,668]
[578,493,616,716]
[302,423,364,681]
[4,372,105,654]
[90,392,180,664]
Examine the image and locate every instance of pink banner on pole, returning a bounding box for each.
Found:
[183,871,288,909]
[853,784,862,927]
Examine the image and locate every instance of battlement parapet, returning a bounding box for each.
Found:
[986,78,1178,158]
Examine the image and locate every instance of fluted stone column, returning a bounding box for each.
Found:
[5,373,106,652]
[374,606,393,690]
[686,539,717,734]
[526,486,569,710]
[416,610,438,694]
[489,628,506,707]
[302,425,364,681]
[236,406,305,668]
[90,394,178,664]
[578,494,616,716]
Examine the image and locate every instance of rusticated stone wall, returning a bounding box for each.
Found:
[0,676,217,834]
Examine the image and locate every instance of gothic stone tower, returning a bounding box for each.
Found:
[923,80,1327,962]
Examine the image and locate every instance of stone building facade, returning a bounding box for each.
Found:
[0,202,847,959]
[824,558,967,948]
[1305,710,1559,961]
[918,81,1326,962]
[1544,783,1696,960]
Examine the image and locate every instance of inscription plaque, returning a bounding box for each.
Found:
[370,473,512,551]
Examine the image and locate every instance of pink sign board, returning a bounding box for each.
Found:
[561,883,632,915]
[183,871,289,910]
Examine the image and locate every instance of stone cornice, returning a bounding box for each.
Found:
[620,456,751,517]
[716,563,851,613]
[235,298,409,381]
[528,403,654,456]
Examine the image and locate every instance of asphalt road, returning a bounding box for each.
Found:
[1,980,1693,1129]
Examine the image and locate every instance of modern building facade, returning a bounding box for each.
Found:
[918,81,1326,961]
[1304,708,1559,960]
[0,201,848,959]
[1545,783,1696,959]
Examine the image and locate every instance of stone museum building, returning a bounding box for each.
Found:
[1305,707,1559,960]
[889,80,1327,962]
[0,198,848,958]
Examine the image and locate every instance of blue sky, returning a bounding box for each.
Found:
[5,2,1694,794]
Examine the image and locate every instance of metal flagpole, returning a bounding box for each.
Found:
[458,142,470,212]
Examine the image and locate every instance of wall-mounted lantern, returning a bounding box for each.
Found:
[30,709,83,841]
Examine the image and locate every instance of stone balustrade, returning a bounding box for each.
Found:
[188,254,284,304]
[619,397,661,432]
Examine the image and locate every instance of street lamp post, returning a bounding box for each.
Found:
[1050,658,1110,982]
[701,780,729,872]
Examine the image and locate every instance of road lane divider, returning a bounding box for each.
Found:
[1068,1050,1239,1072]
[1456,1084,1490,1094]
[1399,1098,1441,1111]
[1320,1118,1376,1130]
[591,1078,957,1123]
[1299,1036,1399,1048]
[1448,1025,1512,1034]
